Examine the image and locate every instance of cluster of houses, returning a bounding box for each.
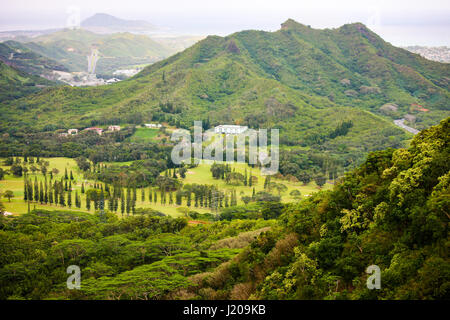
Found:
[58,123,249,138]
[59,125,121,137]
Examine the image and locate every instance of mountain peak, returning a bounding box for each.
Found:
[280,19,311,31]
[81,13,156,31]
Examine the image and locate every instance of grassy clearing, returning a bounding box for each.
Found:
[0,157,332,217]
[0,158,218,217]
[128,128,161,142]
[175,159,332,203]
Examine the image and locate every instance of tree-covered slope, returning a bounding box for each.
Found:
[0,60,56,101]
[1,118,446,300]
[0,40,68,79]
[176,117,449,300]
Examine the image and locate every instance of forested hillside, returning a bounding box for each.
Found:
[0,41,68,79]
[0,117,447,300]
[175,117,449,300]
[0,61,56,101]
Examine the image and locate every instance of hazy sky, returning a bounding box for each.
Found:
[1,0,449,46]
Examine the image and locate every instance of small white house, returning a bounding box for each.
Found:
[145,123,162,128]
[108,125,121,131]
[214,125,248,134]
[68,129,78,135]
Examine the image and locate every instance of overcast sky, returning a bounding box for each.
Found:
[1,0,449,46]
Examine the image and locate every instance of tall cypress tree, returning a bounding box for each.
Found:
[186,191,191,207]
[59,190,65,206]
[24,179,28,201]
[99,190,105,212]
[86,193,91,211]
[49,185,53,204]
[126,188,131,215]
[120,189,125,216]
[75,191,80,208]
[176,190,182,206]
[44,181,48,204]
[53,182,58,205]
[108,196,114,212]
[94,193,99,210]
[34,178,39,202]
[67,191,72,208]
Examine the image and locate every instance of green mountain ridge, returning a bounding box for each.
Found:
[0,40,68,78]
[0,60,56,102]
[1,19,449,173]
[20,29,174,75]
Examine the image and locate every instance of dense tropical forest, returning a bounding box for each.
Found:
[0,18,449,301]
[0,117,448,300]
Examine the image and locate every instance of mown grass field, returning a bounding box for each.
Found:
[179,160,331,203]
[0,157,332,217]
[128,128,161,142]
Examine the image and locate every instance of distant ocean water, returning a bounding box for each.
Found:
[0,23,448,47]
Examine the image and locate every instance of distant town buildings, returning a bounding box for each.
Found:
[402,46,450,63]
[214,125,248,134]
[59,125,122,138]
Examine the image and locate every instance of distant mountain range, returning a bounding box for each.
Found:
[81,13,157,33]
[0,14,203,78]
[20,28,174,75]
[2,19,448,171]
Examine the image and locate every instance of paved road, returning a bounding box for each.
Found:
[394,119,420,134]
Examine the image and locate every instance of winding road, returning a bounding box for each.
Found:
[393,119,420,135]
